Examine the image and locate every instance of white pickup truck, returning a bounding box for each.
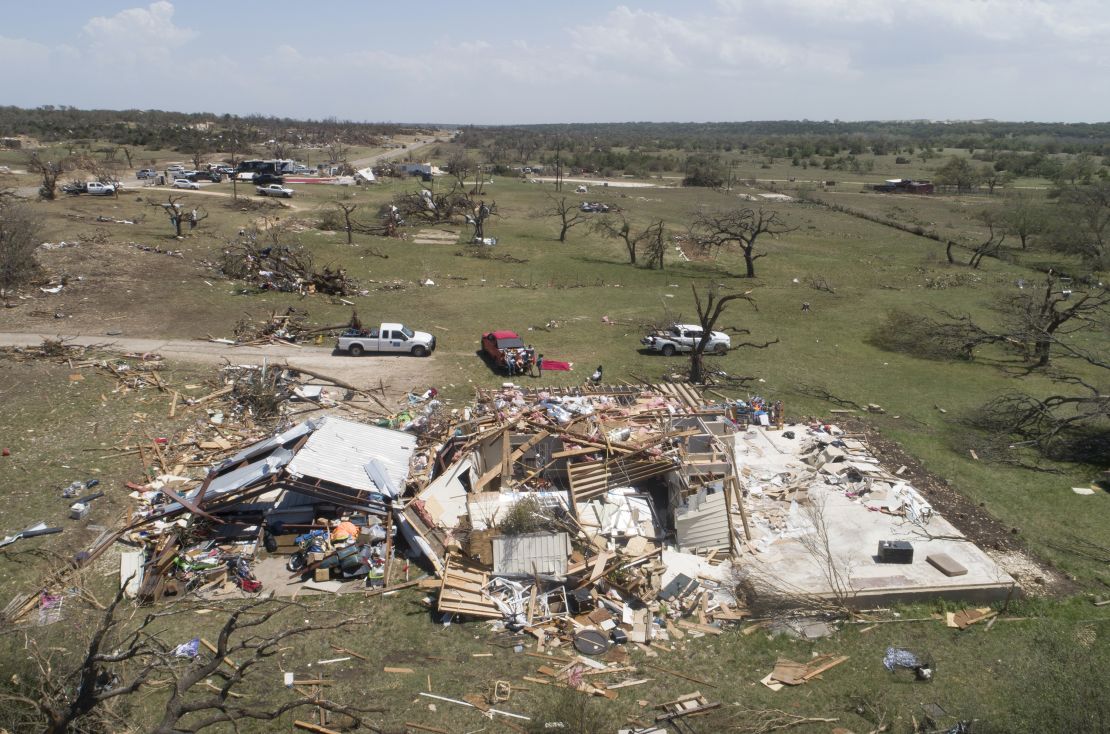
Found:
[640,323,731,356]
[336,323,436,357]
[256,183,294,198]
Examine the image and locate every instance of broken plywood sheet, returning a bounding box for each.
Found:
[120,551,144,598]
[414,456,472,529]
[577,488,661,539]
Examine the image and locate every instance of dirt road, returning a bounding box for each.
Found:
[0,332,441,395]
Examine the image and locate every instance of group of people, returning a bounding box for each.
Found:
[505,346,542,377]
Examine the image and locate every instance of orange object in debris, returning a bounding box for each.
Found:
[330,520,359,543]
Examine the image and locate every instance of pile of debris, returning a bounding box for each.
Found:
[219,241,361,296]
[223,307,344,347]
[11,358,1017,669]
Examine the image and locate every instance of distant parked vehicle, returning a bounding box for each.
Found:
[187,170,222,182]
[172,178,200,190]
[136,168,158,179]
[256,183,294,198]
[86,181,116,196]
[252,172,285,186]
[641,323,731,356]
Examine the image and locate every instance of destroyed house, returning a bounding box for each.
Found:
[125,416,416,601]
[38,379,1017,634]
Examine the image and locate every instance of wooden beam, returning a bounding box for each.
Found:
[293,721,342,734]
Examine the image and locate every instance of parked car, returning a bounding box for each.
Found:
[86,181,116,196]
[336,323,436,357]
[172,178,200,190]
[580,202,610,213]
[256,183,294,198]
[253,173,285,186]
[481,330,536,374]
[136,168,158,179]
[641,323,731,356]
[187,170,221,182]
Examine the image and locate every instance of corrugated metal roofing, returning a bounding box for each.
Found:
[285,416,416,494]
[214,419,319,472]
[492,532,570,576]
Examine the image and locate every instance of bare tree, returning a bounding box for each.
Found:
[223,131,250,202]
[325,140,349,166]
[150,195,209,237]
[0,587,385,734]
[949,212,1007,269]
[0,191,42,293]
[1000,273,1110,368]
[643,222,667,270]
[971,386,1109,467]
[268,139,292,160]
[998,192,1047,250]
[543,193,587,243]
[445,150,475,191]
[332,201,359,244]
[979,165,1014,195]
[692,207,794,278]
[467,200,494,243]
[594,216,665,268]
[327,200,394,243]
[1047,181,1110,267]
[26,151,65,200]
[688,282,778,383]
[797,496,855,609]
[183,130,212,172]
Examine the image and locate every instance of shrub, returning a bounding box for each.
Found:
[868,309,978,361]
[0,193,42,292]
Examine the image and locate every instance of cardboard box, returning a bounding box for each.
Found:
[314,568,330,583]
[309,552,326,563]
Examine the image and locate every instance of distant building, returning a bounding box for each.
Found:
[395,162,433,176]
[872,178,934,194]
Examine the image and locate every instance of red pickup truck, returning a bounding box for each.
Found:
[481,331,536,375]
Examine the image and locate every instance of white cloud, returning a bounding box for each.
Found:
[723,0,1110,41]
[82,1,195,52]
[568,5,852,81]
[0,35,50,66]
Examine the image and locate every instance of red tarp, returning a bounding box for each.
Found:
[540,359,572,371]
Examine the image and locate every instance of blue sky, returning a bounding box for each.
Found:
[2,1,1108,124]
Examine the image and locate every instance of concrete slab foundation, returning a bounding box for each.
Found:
[731,426,1016,605]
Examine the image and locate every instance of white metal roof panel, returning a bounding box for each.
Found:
[285,416,416,493]
[493,532,570,576]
